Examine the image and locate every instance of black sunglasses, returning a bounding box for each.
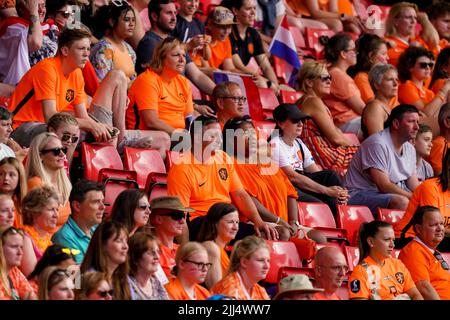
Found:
[57,10,73,18]
[97,289,114,298]
[169,211,186,221]
[434,251,449,270]
[138,204,150,210]
[61,133,79,144]
[41,147,67,156]
[319,74,332,82]
[418,62,434,69]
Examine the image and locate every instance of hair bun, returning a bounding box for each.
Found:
[319,35,330,46]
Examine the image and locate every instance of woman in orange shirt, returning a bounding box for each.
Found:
[348,221,423,300]
[26,132,71,231]
[397,46,450,134]
[350,34,389,104]
[165,242,211,300]
[430,47,450,94]
[211,235,270,300]
[197,203,239,289]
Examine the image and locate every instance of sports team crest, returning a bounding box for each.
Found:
[218,168,228,181]
[395,272,404,284]
[66,89,75,102]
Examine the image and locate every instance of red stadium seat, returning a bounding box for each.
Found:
[305,28,335,59]
[377,208,405,224]
[147,182,168,202]
[343,132,360,146]
[344,246,360,271]
[279,90,304,104]
[81,142,124,181]
[258,87,279,120]
[298,202,348,243]
[198,0,221,15]
[304,242,345,268]
[102,173,139,216]
[392,249,401,259]
[277,267,315,286]
[265,240,302,284]
[289,26,306,48]
[253,120,276,140]
[337,205,374,246]
[272,56,290,85]
[123,147,166,189]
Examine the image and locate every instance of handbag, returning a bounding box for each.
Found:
[289,234,317,262]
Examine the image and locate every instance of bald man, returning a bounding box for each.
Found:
[313,247,348,300]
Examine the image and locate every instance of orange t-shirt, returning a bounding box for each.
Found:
[323,67,361,127]
[208,38,232,69]
[394,177,450,238]
[385,36,434,67]
[126,69,193,130]
[285,0,352,16]
[220,247,230,275]
[235,163,297,223]
[9,56,86,129]
[159,243,179,278]
[430,78,446,95]
[167,151,244,220]
[27,176,71,232]
[313,292,342,300]
[211,271,270,300]
[348,256,415,300]
[399,239,450,300]
[0,267,34,300]
[427,136,447,175]
[164,277,210,300]
[398,80,435,108]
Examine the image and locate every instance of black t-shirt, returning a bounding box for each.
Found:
[229,24,264,66]
[172,16,205,42]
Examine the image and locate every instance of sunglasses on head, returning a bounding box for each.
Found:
[57,10,73,18]
[41,147,67,156]
[62,247,81,256]
[97,289,114,298]
[418,62,434,69]
[61,133,79,144]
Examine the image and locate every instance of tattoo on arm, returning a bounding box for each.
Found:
[28,15,38,34]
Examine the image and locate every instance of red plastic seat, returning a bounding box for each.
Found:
[343,132,360,146]
[377,208,405,224]
[305,28,335,59]
[304,242,345,268]
[147,182,168,202]
[344,246,360,271]
[279,90,304,104]
[272,56,290,85]
[265,240,302,284]
[298,202,348,242]
[391,249,401,259]
[123,147,166,189]
[198,0,221,15]
[277,267,315,287]
[103,173,139,216]
[337,205,374,246]
[253,120,276,140]
[289,26,306,48]
[258,87,279,120]
[81,142,124,181]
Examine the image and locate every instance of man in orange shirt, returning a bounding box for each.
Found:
[212,82,245,127]
[427,2,450,43]
[167,115,277,242]
[149,196,194,278]
[399,206,450,300]
[428,103,450,175]
[313,247,348,300]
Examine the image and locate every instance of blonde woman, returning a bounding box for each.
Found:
[37,266,75,300]
[26,132,72,230]
[75,272,114,300]
[164,242,211,300]
[211,236,270,300]
[47,112,80,167]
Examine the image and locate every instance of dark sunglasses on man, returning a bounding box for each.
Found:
[61,133,79,144]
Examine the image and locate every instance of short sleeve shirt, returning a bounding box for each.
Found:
[398,80,435,107]
[172,16,205,42]
[208,38,233,69]
[270,136,315,172]
[344,128,417,192]
[229,25,264,66]
[0,267,34,300]
[211,271,269,300]
[416,158,433,183]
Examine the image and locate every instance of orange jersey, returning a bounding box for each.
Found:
[0,267,34,300]
[208,38,232,69]
[167,151,244,220]
[235,163,297,222]
[164,277,210,300]
[126,69,193,130]
[313,292,342,300]
[159,243,179,278]
[385,36,434,67]
[398,80,435,107]
[399,239,450,299]
[427,136,447,175]
[9,56,86,129]
[394,178,450,238]
[348,256,415,300]
[430,78,446,95]
[285,0,352,16]
[220,247,230,275]
[211,271,269,300]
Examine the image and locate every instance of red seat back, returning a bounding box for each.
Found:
[258,87,279,120]
[103,174,138,217]
[305,28,335,59]
[123,147,166,189]
[266,240,302,284]
[147,183,168,202]
[253,120,276,140]
[344,246,360,271]
[289,26,306,48]
[298,202,337,228]
[337,205,374,246]
[82,143,123,181]
[279,90,304,104]
[377,208,405,224]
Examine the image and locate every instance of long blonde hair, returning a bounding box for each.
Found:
[227,236,269,275]
[26,132,71,205]
[385,2,418,37]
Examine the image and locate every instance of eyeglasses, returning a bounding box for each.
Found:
[318,265,349,273]
[41,147,67,156]
[137,204,151,210]
[97,289,114,298]
[169,211,186,221]
[319,74,332,82]
[57,10,74,18]
[184,260,213,270]
[434,251,449,270]
[418,62,434,69]
[62,248,81,256]
[221,96,247,104]
[61,133,79,144]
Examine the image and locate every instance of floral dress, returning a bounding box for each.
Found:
[29,21,59,66]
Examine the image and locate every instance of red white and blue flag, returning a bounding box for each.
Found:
[268,15,301,87]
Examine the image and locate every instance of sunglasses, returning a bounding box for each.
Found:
[57,10,74,18]
[138,204,151,210]
[418,62,434,69]
[41,147,67,156]
[61,133,79,144]
[97,289,114,298]
[169,211,187,221]
[319,74,332,82]
[434,251,449,270]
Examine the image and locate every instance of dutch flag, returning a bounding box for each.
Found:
[268,15,301,87]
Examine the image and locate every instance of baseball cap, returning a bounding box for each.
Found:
[208,6,237,25]
[273,103,311,122]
